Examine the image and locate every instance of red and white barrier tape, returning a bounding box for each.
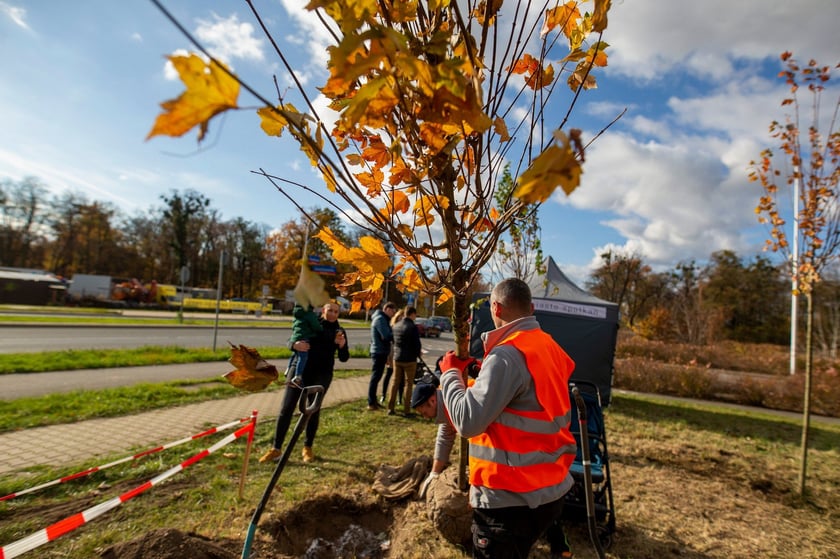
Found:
[0,421,255,559]
[1,411,257,502]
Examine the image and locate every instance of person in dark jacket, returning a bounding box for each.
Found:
[367,302,396,410]
[388,306,422,416]
[259,301,349,464]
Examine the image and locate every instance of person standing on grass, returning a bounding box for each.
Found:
[367,301,396,410]
[259,301,349,464]
[437,277,577,558]
[388,306,422,417]
[381,307,405,404]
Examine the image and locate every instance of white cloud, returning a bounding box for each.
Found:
[606,0,839,82]
[195,13,265,64]
[0,1,29,30]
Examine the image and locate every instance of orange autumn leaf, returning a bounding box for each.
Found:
[509,53,554,90]
[147,54,239,142]
[389,190,411,214]
[362,137,391,167]
[355,167,385,197]
[542,2,581,39]
[388,156,417,186]
[223,343,278,392]
[514,129,583,203]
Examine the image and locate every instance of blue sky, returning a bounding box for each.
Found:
[2,1,838,286]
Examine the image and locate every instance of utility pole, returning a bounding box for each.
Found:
[213,249,225,352]
[790,166,799,375]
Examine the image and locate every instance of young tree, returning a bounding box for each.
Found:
[149,0,614,489]
[748,52,840,494]
[489,164,545,284]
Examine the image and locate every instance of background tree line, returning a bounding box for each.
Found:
[0,176,360,304]
[587,247,840,357]
[6,175,839,353]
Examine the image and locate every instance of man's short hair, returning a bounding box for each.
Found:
[405,306,417,316]
[383,302,397,311]
[492,278,532,315]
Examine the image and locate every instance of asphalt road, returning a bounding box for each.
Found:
[0,325,455,354]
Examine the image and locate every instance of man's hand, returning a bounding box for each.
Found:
[439,351,478,379]
[419,471,440,498]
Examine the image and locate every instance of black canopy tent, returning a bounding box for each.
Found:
[469,257,620,405]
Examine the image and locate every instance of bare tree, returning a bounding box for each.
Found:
[749,52,840,494]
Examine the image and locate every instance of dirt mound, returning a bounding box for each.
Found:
[262,493,392,558]
[99,528,238,559]
[424,468,471,547]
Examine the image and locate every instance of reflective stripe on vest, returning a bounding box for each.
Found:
[468,329,576,493]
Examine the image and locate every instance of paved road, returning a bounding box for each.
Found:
[0,324,455,354]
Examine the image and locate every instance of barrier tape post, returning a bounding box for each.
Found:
[238,410,258,499]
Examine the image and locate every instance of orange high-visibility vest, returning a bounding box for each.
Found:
[469,329,576,493]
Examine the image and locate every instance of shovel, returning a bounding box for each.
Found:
[241,384,325,559]
[571,384,606,559]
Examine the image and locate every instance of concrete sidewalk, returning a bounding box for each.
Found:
[0,364,373,477]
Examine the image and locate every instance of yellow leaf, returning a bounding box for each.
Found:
[397,223,413,239]
[257,103,308,137]
[542,2,581,39]
[147,54,239,142]
[414,194,450,227]
[514,131,583,203]
[315,228,391,293]
[320,164,339,192]
[436,287,453,306]
[401,267,425,292]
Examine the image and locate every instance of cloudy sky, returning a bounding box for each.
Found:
[1,1,838,284]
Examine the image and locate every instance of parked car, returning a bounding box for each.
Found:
[428,315,452,332]
[416,317,442,338]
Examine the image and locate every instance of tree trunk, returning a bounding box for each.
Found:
[797,291,814,495]
[452,290,471,492]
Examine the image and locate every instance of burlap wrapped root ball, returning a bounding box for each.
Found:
[424,468,472,547]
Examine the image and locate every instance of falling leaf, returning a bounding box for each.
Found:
[591,0,611,33]
[223,343,278,392]
[147,54,239,142]
[493,117,511,142]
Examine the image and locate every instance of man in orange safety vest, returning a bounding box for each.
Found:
[437,277,577,558]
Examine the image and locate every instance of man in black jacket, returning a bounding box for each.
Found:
[388,306,422,416]
[260,301,350,463]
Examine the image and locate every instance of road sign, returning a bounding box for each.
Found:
[310,265,337,275]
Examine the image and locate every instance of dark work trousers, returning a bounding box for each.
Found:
[471,498,565,559]
[368,352,389,406]
[270,377,332,450]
